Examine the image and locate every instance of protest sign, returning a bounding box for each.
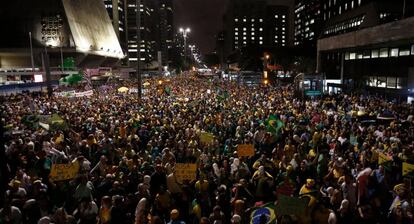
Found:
[175,163,197,184]
[199,132,215,144]
[237,144,255,157]
[49,162,80,182]
[403,162,414,177]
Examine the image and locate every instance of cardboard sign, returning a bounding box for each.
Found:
[49,161,80,182]
[237,144,255,157]
[403,162,414,177]
[275,195,309,216]
[175,163,197,184]
[199,132,215,144]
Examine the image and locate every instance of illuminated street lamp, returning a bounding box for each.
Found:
[179,27,191,68]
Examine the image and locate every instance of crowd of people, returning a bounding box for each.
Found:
[1,74,414,224]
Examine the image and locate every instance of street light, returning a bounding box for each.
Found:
[179,27,191,68]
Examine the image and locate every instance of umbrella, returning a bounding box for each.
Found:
[118,87,129,93]
[143,82,150,86]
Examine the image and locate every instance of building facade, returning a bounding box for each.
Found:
[294,0,323,47]
[317,0,414,98]
[222,0,294,59]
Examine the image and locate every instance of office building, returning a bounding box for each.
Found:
[222,0,294,59]
[158,0,174,65]
[294,0,323,47]
[317,0,414,98]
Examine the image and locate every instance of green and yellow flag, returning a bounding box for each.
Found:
[378,152,392,165]
[250,203,276,224]
[265,115,284,134]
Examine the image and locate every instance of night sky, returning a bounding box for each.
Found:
[174,0,230,54]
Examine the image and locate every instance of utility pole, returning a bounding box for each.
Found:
[136,0,142,99]
[29,32,35,72]
[43,48,53,97]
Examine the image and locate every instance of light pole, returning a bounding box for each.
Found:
[136,0,142,100]
[179,27,190,69]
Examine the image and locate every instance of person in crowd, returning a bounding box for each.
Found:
[1,75,413,224]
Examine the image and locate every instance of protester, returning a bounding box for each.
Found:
[1,74,414,224]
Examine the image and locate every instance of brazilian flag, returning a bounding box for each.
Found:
[164,86,172,95]
[265,115,284,134]
[250,203,277,224]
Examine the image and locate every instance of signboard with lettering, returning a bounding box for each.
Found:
[49,161,80,182]
[305,90,322,96]
[175,163,197,184]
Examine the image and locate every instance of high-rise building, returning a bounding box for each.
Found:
[123,0,174,67]
[222,0,294,59]
[125,0,156,65]
[294,0,323,47]
[317,0,414,97]
[158,0,174,65]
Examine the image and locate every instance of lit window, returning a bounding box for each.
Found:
[243,18,247,22]
[251,37,255,40]
[259,19,263,22]
[351,0,354,8]
[377,77,386,88]
[345,3,348,10]
[259,41,263,45]
[345,52,350,60]
[259,28,263,31]
[235,18,238,22]
[275,15,278,18]
[399,48,410,56]
[358,0,361,5]
[282,44,285,46]
[243,27,247,31]
[390,48,399,57]
[282,15,286,19]
[363,50,370,59]
[411,45,414,55]
[282,40,285,43]
[243,36,246,40]
[251,32,255,36]
[387,77,397,88]
[371,49,379,58]
[252,28,255,31]
[310,19,315,24]
[282,27,285,31]
[380,48,388,57]
[282,20,285,23]
[235,37,238,40]
[243,41,247,44]
[397,77,404,89]
[251,19,255,22]
[235,32,238,35]
[349,52,356,60]
[243,32,246,35]
[235,28,238,31]
[259,37,263,40]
